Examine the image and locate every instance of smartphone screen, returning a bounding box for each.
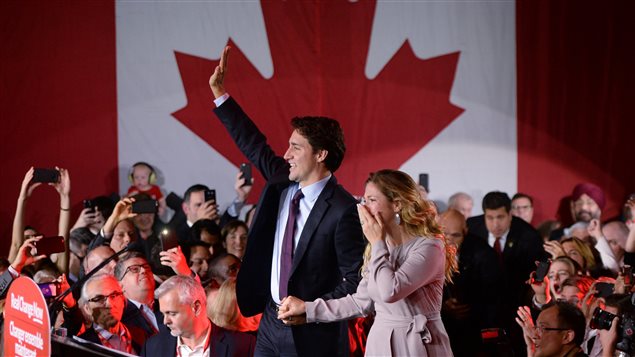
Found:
[34,236,65,256]
[160,229,179,251]
[419,173,429,193]
[33,168,60,183]
[37,283,58,298]
[595,282,615,298]
[534,261,550,283]
[131,199,158,214]
[204,189,216,203]
[83,199,95,213]
[240,163,253,187]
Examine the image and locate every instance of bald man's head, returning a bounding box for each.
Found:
[448,192,473,218]
[602,221,628,261]
[84,246,117,276]
[439,209,467,249]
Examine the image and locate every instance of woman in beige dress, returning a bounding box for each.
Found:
[278,169,457,356]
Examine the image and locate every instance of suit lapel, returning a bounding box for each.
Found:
[166,334,178,356]
[290,177,335,274]
[502,228,518,261]
[210,322,228,357]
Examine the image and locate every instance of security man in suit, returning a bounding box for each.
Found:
[467,191,547,355]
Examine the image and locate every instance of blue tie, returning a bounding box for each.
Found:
[279,189,303,299]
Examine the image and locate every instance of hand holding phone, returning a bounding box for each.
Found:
[240,163,253,187]
[33,168,60,183]
[38,282,59,298]
[131,199,158,214]
[204,189,216,203]
[33,236,66,256]
[594,282,615,298]
[160,229,179,251]
[533,260,550,283]
[83,199,96,213]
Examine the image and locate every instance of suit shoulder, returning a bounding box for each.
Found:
[511,217,541,240]
[318,178,357,211]
[466,214,484,224]
[144,328,176,350]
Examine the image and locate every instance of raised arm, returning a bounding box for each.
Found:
[50,167,71,273]
[209,45,229,99]
[209,46,287,180]
[9,167,42,262]
[221,170,253,226]
[102,197,137,237]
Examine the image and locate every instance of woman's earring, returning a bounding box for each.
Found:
[394,213,401,225]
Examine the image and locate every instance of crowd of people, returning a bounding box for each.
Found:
[1,45,634,357]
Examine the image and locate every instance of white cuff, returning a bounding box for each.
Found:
[213,93,230,107]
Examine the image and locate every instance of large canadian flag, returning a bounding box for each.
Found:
[116,1,516,209]
[1,1,632,247]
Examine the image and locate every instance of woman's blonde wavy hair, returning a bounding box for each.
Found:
[361,170,458,283]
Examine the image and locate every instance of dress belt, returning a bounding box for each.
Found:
[375,311,440,344]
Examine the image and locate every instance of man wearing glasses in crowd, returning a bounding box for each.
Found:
[78,274,140,354]
[116,248,199,347]
[518,301,587,357]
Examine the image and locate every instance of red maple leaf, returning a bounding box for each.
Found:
[172,1,463,198]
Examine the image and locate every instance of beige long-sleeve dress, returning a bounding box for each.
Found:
[305,237,453,357]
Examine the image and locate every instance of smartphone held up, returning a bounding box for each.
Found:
[33,168,60,183]
[32,236,66,256]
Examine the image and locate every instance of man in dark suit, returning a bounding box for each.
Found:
[115,252,166,347]
[467,191,546,355]
[209,46,366,356]
[142,275,255,357]
[440,209,503,357]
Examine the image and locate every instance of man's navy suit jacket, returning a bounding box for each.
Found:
[214,97,365,356]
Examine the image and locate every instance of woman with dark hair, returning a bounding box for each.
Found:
[278,169,457,356]
[221,220,248,260]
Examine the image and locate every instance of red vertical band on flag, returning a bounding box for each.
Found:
[0,2,118,248]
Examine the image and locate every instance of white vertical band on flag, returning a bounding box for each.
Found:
[366,1,517,213]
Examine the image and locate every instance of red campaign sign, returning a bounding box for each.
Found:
[3,277,50,357]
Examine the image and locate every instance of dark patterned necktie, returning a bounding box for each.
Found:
[279,189,304,299]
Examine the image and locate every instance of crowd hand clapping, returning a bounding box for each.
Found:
[278,296,307,326]
[515,306,537,352]
[357,204,385,244]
